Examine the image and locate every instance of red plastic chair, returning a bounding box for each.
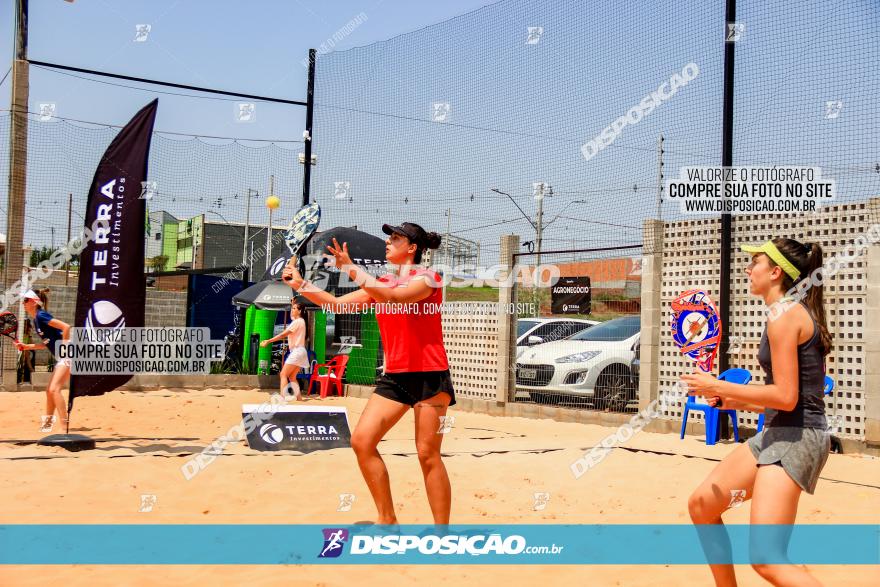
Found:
[307,355,350,398]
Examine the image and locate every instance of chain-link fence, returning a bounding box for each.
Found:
[1,0,878,427]
[512,247,643,412]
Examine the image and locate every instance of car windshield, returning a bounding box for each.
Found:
[569,316,640,341]
[517,320,540,338]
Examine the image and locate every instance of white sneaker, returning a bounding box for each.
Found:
[39,415,55,433]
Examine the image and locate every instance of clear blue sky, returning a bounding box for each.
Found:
[0,0,498,137]
[0,0,877,260]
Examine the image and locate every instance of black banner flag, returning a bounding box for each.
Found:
[68,100,158,411]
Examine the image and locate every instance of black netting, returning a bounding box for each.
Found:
[1,0,877,388]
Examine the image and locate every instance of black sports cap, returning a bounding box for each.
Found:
[382,222,427,245]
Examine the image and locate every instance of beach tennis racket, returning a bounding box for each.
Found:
[671,289,722,373]
[281,203,321,282]
[0,311,21,346]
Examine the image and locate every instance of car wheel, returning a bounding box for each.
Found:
[595,364,635,412]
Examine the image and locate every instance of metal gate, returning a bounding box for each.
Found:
[510,244,643,413]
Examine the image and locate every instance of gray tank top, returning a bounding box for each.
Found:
[757,303,827,429]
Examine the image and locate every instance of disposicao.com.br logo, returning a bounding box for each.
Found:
[318,528,349,558]
[318,528,564,558]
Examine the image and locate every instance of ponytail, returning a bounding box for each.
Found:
[772,238,832,356]
[802,243,832,356]
[36,288,50,309]
[414,231,442,264]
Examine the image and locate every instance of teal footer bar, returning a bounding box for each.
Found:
[1,524,877,565]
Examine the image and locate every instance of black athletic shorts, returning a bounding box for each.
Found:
[374,370,456,407]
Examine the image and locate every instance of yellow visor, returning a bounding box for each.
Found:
[741,241,800,280]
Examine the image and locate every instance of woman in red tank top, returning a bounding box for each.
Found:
[283,221,454,525]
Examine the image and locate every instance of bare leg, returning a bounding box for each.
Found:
[40,390,56,431]
[48,363,70,427]
[414,393,452,525]
[45,390,55,418]
[749,465,822,586]
[279,363,301,400]
[350,394,409,524]
[688,443,760,586]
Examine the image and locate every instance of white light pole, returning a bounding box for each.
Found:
[443,208,451,301]
[657,134,665,221]
[534,182,545,270]
[265,175,278,271]
[242,188,258,268]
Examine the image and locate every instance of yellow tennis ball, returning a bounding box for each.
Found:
[265,195,281,209]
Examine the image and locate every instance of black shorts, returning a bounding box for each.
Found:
[374,370,456,407]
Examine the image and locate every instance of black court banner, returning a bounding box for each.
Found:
[242,405,352,453]
[551,276,592,314]
[69,99,158,410]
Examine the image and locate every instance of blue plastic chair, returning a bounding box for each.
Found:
[757,375,834,433]
[680,368,751,445]
[713,369,752,442]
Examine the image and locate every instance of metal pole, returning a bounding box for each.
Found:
[242,190,251,268]
[443,208,451,300]
[193,217,201,269]
[266,175,274,271]
[535,182,544,271]
[65,192,72,285]
[445,209,451,264]
[266,210,272,272]
[534,182,544,314]
[718,0,737,438]
[656,134,665,221]
[302,48,316,207]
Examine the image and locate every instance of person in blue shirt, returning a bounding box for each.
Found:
[17,289,71,433]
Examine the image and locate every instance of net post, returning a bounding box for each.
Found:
[718,0,738,439]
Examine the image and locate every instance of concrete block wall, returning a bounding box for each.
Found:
[646,198,880,444]
[442,303,501,401]
[440,235,518,403]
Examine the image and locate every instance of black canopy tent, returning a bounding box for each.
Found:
[232,226,389,310]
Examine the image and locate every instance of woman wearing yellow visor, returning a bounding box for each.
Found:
[682,238,832,587]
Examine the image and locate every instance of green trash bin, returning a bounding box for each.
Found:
[345,311,380,384]
[313,310,380,384]
[242,306,277,374]
[313,311,327,365]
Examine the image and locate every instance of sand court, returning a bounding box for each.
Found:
[0,388,877,585]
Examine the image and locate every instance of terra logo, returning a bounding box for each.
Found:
[259,423,283,444]
[270,256,286,276]
[318,528,349,558]
[85,300,125,335]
